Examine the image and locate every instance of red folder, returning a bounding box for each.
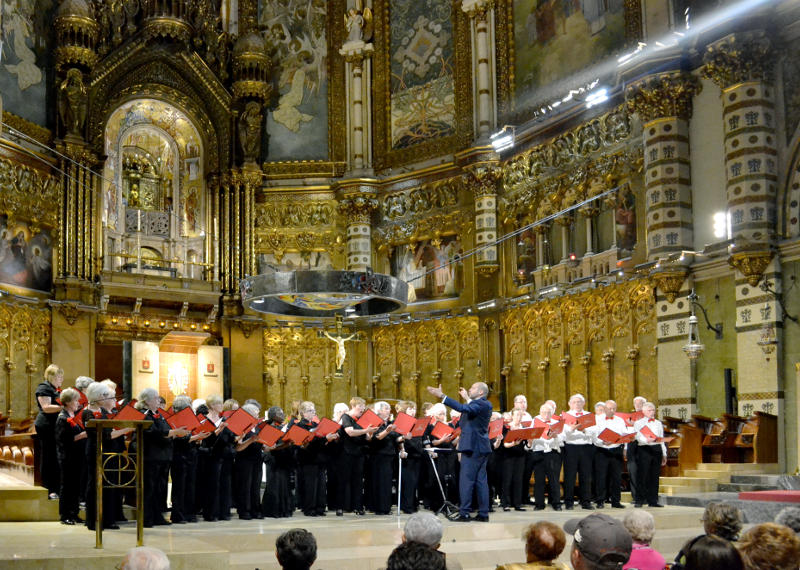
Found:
[194,417,217,434]
[411,417,431,437]
[430,421,454,440]
[521,420,532,427]
[451,415,460,426]
[223,408,259,436]
[533,418,549,429]
[167,407,200,431]
[576,413,596,431]
[113,404,145,421]
[393,412,416,436]
[488,418,504,440]
[284,424,314,446]
[162,407,174,418]
[504,427,545,443]
[547,421,565,436]
[563,413,578,426]
[639,425,674,443]
[221,410,235,419]
[598,428,635,444]
[355,408,382,429]
[452,427,461,439]
[314,417,341,438]
[256,422,284,447]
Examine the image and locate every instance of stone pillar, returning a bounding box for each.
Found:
[704,32,782,457]
[340,42,374,172]
[337,185,378,271]
[626,72,701,261]
[465,165,500,274]
[462,0,497,139]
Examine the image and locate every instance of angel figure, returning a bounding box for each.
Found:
[344,0,373,43]
[323,329,358,372]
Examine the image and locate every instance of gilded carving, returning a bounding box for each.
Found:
[255,200,337,229]
[703,31,774,89]
[649,268,688,303]
[338,195,379,224]
[0,157,60,231]
[728,248,775,287]
[381,178,461,220]
[626,72,702,123]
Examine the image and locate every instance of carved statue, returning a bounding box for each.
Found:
[58,69,88,137]
[344,0,373,43]
[323,329,358,372]
[239,101,263,163]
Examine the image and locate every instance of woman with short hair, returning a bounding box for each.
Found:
[54,387,87,524]
[738,522,800,570]
[623,510,665,570]
[35,364,64,499]
[262,405,295,518]
[684,535,743,570]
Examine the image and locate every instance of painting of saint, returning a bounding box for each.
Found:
[0,216,53,291]
[513,0,626,104]
[390,236,461,302]
[615,189,636,252]
[516,228,537,283]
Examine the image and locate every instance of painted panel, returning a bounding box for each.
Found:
[257,251,334,273]
[0,215,52,292]
[389,0,455,149]
[513,0,626,103]
[259,0,328,160]
[0,0,51,125]
[389,236,463,302]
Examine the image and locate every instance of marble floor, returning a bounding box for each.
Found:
[0,504,707,570]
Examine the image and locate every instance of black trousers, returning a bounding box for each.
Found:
[58,455,81,521]
[522,451,535,502]
[627,441,639,502]
[371,454,394,514]
[532,450,561,507]
[143,459,169,525]
[234,458,262,516]
[636,444,663,506]
[400,456,420,513]
[594,446,623,505]
[36,424,60,494]
[337,452,365,512]
[170,451,196,522]
[203,456,223,520]
[219,455,234,519]
[501,454,524,508]
[563,444,594,506]
[300,463,327,515]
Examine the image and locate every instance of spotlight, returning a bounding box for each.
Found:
[172,322,179,329]
[111,317,118,324]
[190,323,197,330]
[203,324,210,331]
[144,320,151,327]
[126,318,133,326]
[159,321,166,328]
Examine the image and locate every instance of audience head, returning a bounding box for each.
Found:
[738,522,800,570]
[523,521,566,563]
[564,513,632,570]
[403,512,443,548]
[74,376,94,392]
[623,510,656,545]
[172,395,192,412]
[44,364,64,387]
[632,396,646,411]
[120,546,170,570]
[513,394,528,411]
[386,541,446,570]
[683,535,743,570]
[604,400,617,417]
[275,528,317,570]
[775,506,800,534]
[568,394,586,412]
[701,502,742,541]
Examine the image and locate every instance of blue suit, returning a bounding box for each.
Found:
[443,395,492,517]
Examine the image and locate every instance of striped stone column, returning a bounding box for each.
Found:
[626,72,701,262]
[466,165,500,274]
[338,192,378,271]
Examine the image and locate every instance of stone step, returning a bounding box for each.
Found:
[682,469,733,483]
[730,474,782,486]
[717,482,778,493]
[692,463,781,474]
[0,485,59,522]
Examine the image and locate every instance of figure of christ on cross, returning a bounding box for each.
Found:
[318,315,361,374]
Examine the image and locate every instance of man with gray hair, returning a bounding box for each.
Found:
[627,396,646,505]
[403,512,462,569]
[563,394,596,510]
[120,546,170,570]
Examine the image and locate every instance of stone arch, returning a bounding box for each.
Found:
[780,132,800,238]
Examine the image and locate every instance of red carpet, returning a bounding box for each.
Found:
[738,490,800,503]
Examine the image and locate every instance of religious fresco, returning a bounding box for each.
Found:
[0,215,52,292]
[0,0,52,125]
[259,0,328,161]
[257,251,334,273]
[390,236,462,303]
[513,0,626,102]
[614,186,636,253]
[389,0,455,149]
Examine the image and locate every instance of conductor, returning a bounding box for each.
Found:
[427,382,492,522]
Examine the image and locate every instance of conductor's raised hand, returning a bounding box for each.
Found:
[458,387,469,400]
[426,384,444,399]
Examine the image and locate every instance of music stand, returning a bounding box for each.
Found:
[424,447,460,520]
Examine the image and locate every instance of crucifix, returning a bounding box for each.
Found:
[318,314,363,376]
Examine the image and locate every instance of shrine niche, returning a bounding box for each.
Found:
[100,99,208,280]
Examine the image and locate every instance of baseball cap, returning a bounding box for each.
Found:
[563,513,632,569]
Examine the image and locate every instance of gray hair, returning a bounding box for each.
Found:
[403,512,443,547]
[138,387,159,403]
[86,382,112,404]
[775,506,800,534]
[101,379,117,392]
[624,509,656,544]
[75,376,94,391]
[242,403,260,418]
[172,395,192,412]
[206,394,223,407]
[244,398,261,411]
[569,394,586,404]
[121,546,170,570]
[428,403,446,417]
[374,401,391,413]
